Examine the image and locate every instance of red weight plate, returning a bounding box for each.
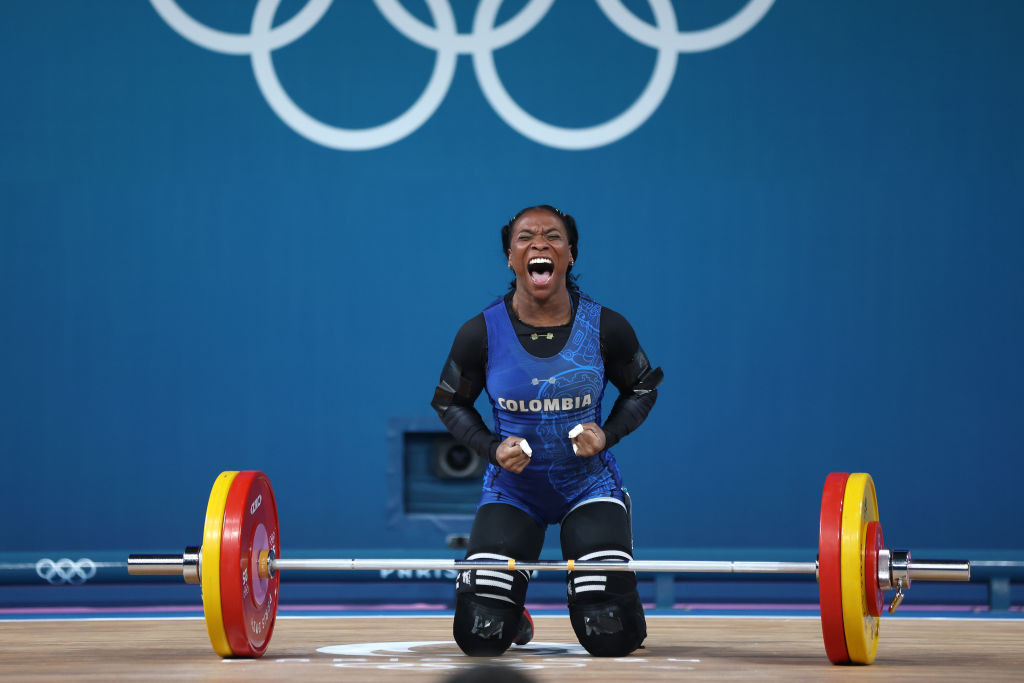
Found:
[864,521,884,618]
[220,471,281,658]
[819,472,850,664]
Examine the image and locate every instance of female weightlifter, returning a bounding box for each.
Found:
[431,205,663,657]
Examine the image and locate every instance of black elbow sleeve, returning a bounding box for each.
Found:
[431,358,469,417]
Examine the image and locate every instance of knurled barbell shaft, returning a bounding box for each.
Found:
[126,551,970,583]
[125,555,818,576]
[269,558,819,575]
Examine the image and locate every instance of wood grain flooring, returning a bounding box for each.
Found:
[1,615,1022,681]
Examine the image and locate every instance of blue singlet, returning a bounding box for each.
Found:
[478,293,625,525]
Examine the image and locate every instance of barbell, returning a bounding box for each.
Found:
[127,470,969,664]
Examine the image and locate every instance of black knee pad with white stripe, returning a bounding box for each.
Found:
[561,501,646,656]
[565,548,646,657]
[453,553,530,656]
[566,548,638,601]
[456,552,531,606]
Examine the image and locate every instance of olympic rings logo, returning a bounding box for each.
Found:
[36,557,98,585]
[151,0,774,151]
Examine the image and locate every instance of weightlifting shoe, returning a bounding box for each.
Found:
[512,608,534,646]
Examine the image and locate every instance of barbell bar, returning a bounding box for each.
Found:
[128,553,968,582]
[126,470,970,664]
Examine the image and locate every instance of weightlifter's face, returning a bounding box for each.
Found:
[507,210,572,300]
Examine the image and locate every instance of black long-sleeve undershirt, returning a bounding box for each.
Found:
[432,292,658,463]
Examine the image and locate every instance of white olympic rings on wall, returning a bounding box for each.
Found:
[36,557,98,585]
[150,0,774,151]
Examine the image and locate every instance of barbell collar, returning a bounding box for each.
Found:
[892,549,912,589]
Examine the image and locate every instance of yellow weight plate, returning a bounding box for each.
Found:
[840,472,880,664]
[202,471,239,658]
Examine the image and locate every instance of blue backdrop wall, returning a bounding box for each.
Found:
[2,1,1022,556]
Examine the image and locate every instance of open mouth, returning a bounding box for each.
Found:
[527,257,554,286]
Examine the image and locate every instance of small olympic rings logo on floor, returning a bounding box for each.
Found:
[36,558,98,585]
[150,0,775,150]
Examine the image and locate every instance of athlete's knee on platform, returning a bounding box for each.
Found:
[566,555,646,657]
[569,591,647,657]
[453,555,531,657]
[453,593,522,656]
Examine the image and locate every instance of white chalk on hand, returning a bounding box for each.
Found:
[519,439,532,458]
[569,424,584,454]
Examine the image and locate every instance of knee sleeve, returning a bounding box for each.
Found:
[561,502,646,657]
[566,549,646,657]
[567,549,638,603]
[453,553,530,657]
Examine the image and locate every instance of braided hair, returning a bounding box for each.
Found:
[501,204,580,292]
